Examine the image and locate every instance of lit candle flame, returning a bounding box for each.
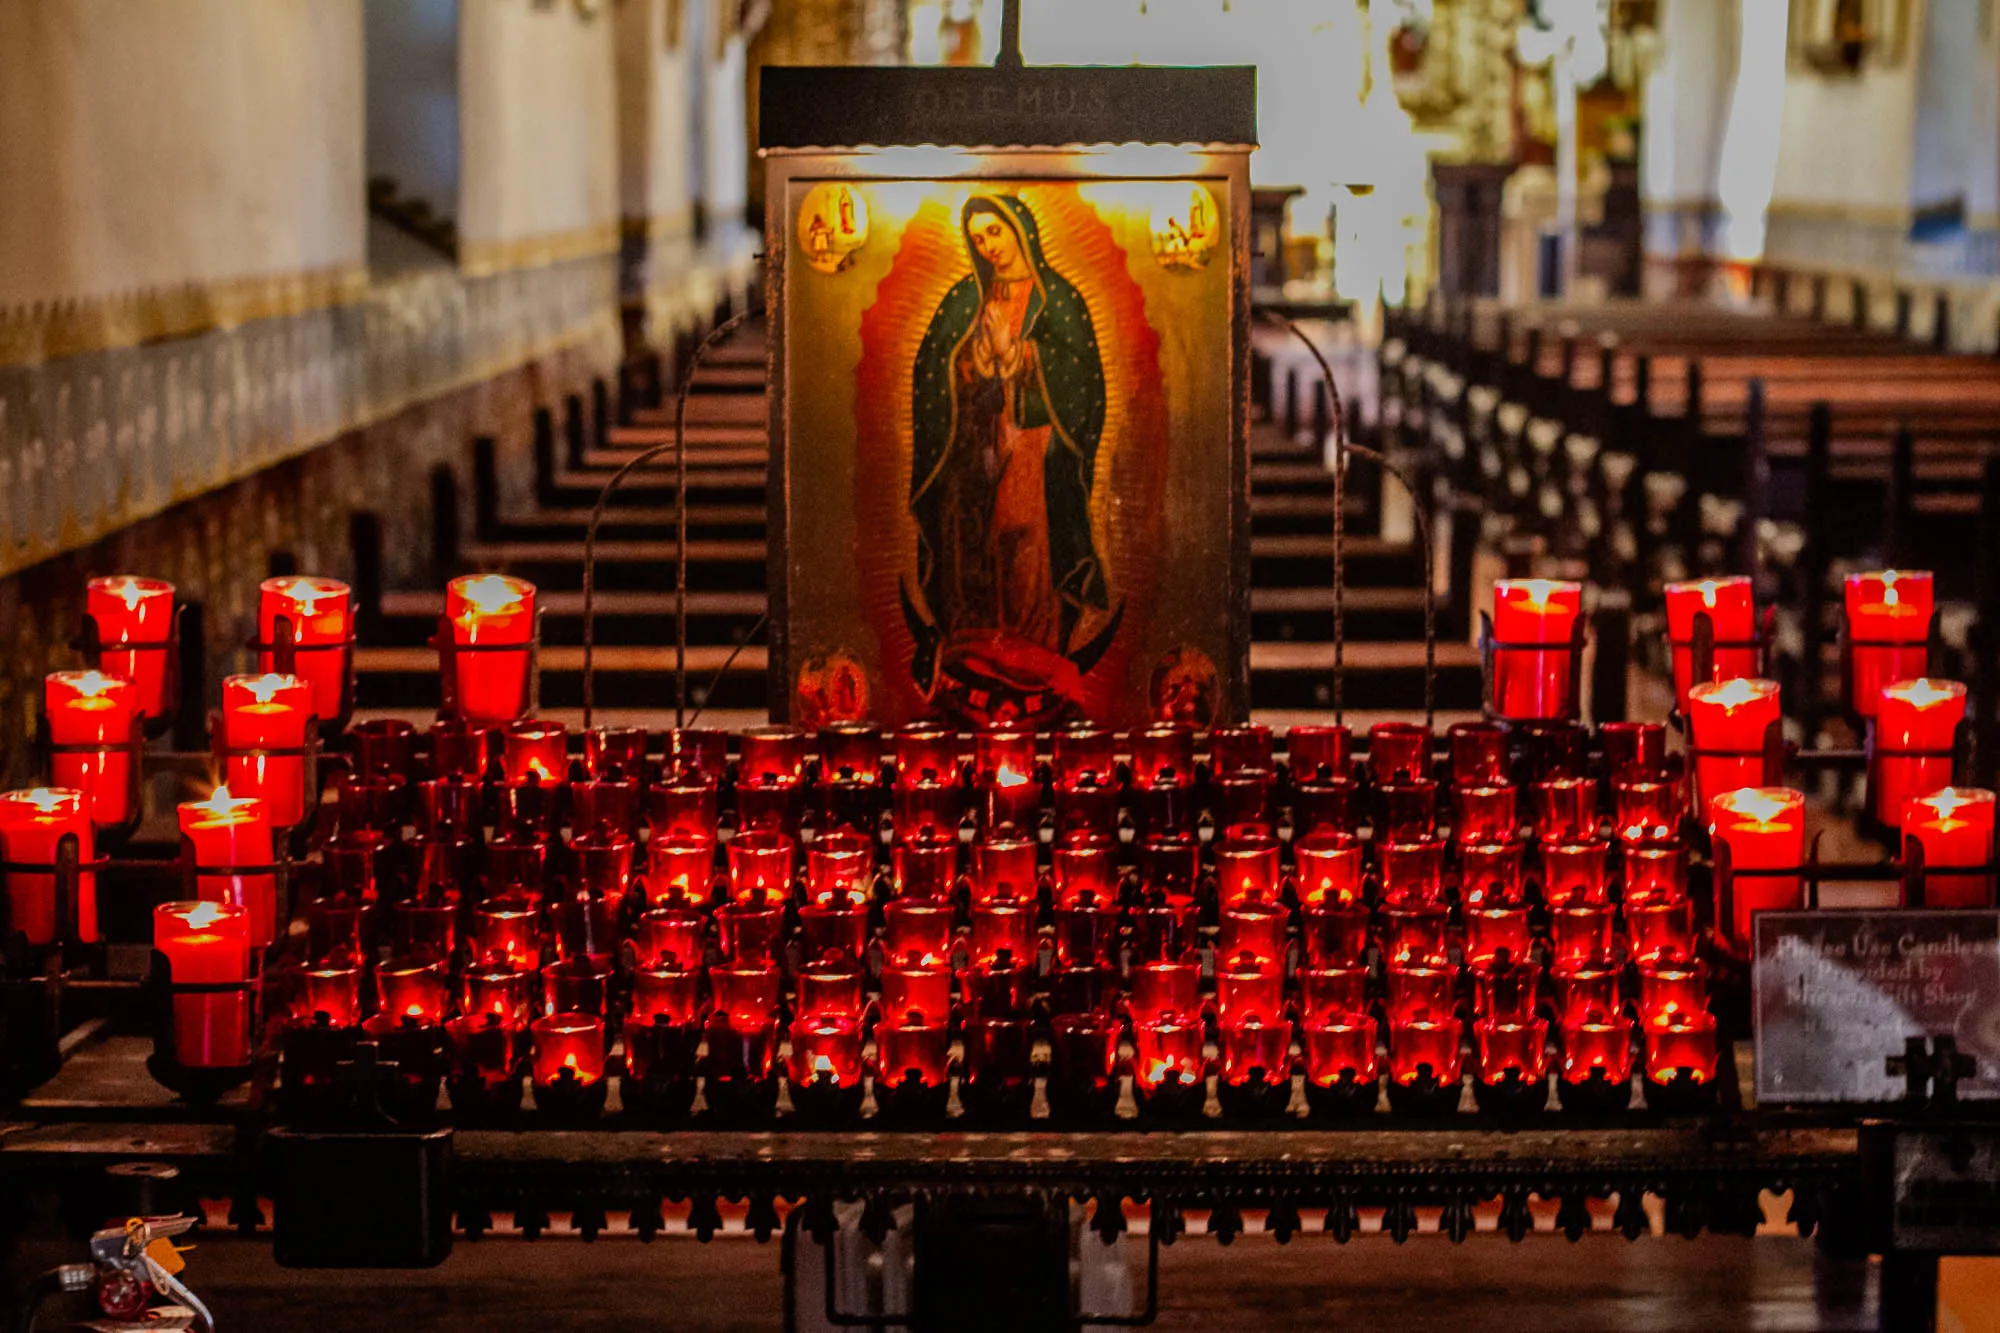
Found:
[236,672,301,706]
[61,670,125,700]
[16,787,77,815]
[812,1054,835,1077]
[109,577,147,612]
[1699,581,1721,609]
[274,577,337,616]
[994,766,1029,789]
[1884,679,1961,710]
[455,574,528,616]
[1695,677,1776,711]
[183,901,232,929]
[189,785,260,820]
[1713,787,1800,829]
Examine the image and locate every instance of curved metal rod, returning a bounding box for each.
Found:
[583,309,756,731]
[1259,311,1438,729]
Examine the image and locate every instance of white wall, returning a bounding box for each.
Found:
[458,0,620,271]
[618,0,698,238]
[366,0,460,224]
[0,0,365,312]
[1640,0,1735,208]
[1770,28,1921,215]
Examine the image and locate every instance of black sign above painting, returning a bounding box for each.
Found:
[1753,910,2000,1105]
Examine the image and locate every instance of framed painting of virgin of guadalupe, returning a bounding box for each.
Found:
[761,68,1254,730]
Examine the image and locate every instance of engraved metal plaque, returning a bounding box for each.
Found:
[1752,910,2000,1104]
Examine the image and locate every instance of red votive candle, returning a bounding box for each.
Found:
[1386,963,1457,1024]
[377,957,448,1025]
[1687,678,1781,811]
[967,900,1036,968]
[1476,1017,1550,1087]
[530,1012,604,1086]
[1550,962,1621,1026]
[662,727,730,783]
[880,961,954,1025]
[808,830,875,907]
[501,720,569,786]
[789,1016,865,1089]
[805,903,872,969]
[1286,724,1351,782]
[1872,679,1966,828]
[1446,722,1510,788]
[636,905,705,970]
[1612,780,1680,846]
[292,963,363,1028]
[1905,787,1997,907]
[1389,1017,1464,1087]
[1221,1015,1292,1089]
[710,965,781,1026]
[649,774,719,841]
[1464,905,1533,969]
[1216,964,1284,1027]
[1845,570,1933,719]
[881,898,954,966]
[153,900,252,1067]
[178,788,276,950]
[1052,834,1119,908]
[445,574,536,724]
[1130,724,1197,787]
[392,896,459,963]
[86,577,175,721]
[715,902,785,966]
[44,671,138,830]
[818,722,883,783]
[1549,904,1616,968]
[1541,840,1610,908]
[1709,787,1806,949]
[794,961,866,1022]
[220,673,312,828]
[1368,722,1432,784]
[428,721,494,782]
[1600,721,1668,782]
[1628,896,1697,966]
[1491,579,1583,720]
[1471,958,1541,1021]
[970,836,1038,904]
[1216,836,1281,908]
[1293,831,1362,907]
[540,956,614,1018]
[1379,839,1445,906]
[726,830,795,905]
[1644,1011,1719,1084]
[1292,777,1359,837]
[1051,724,1114,788]
[1624,845,1689,905]
[739,725,808,787]
[571,780,638,841]
[1128,959,1201,1023]
[1218,902,1287,972]
[1053,777,1117,836]
[1532,777,1598,844]
[258,576,353,725]
[1665,576,1756,711]
[0,788,96,946]
[1210,723,1274,776]
[875,1016,949,1090]
[1376,779,1438,842]
[1298,965,1369,1025]
[1132,1017,1205,1096]
[1452,784,1518,846]
[1052,898,1119,968]
[891,723,959,784]
[471,896,542,972]
[647,836,716,905]
[1304,1013,1380,1087]
[1636,960,1707,1025]
[1382,904,1451,968]
[463,968,531,1030]
[584,726,650,784]
[1560,1013,1635,1088]
[892,778,960,842]
[1218,767,1277,839]
[1459,841,1526,908]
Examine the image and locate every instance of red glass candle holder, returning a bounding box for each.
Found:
[662,727,730,783]
[1136,834,1199,898]
[493,777,558,845]
[1131,1016,1206,1117]
[982,768,1043,834]
[1386,963,1457,1024]
[880,962,954,1029]
[1216,964,1284,1027]
[351,719,417,785]
[710,965,781,1026]
[1643,1010,1719,1086]
[788,1016,866,1117]
[540,956,613,1019]
[1452,784,1518,847]
[334,777,403,844]
[1475,1016,1551,1101]
[1053,777,1118,836]
[1612,779,1679,846]
[794,961,866,1023]
[975,725,1037,785]
[967,899,1037,968]
[1709,786,1806,949]
[303,891,369,966]
[1127,891,1191,962]
[1541,839,1610,908]
[1131,777,1192,838]
[1051,899,1119,968]
[1219,1015,1293,1106]
[877,890,952,965]
[1549,962,1622,1026]
[799,902,869,966]
[1368,722,1433,785]
[415,777,481,839]
[470,893,541,972]
[1285,724,1351,782]
[1905,788,1997,908]
[376,957,449,1025]
[1845,570,1933,719]
[1459,840,1526,908]
[636,905,705,970]
[1301,904,1370,967]
[1052,724,1116,789]
[584,726,649,784]
[970,836,1038,904]
[43,670,140,832]
[1382,904,1451,968]
[872,1013,950,1121]
[291,963,363,1028]
[1299,965,1368,1023]
[1052,834,1120,908]
[890,834,960,902]
[1218,902,1287,971]
[463,968,531,1031]
[444,575,536,725]
[818,722,883,784]
[391,896,459,964]
[891,723,960,785]
[1209,723,1274,776]
[1387,1016,1464,1090]
[256,576,354,727]
[726,830,795,906]
[85,576,175,723]
[734,773,801,836]
[892,779,961,842]
[1376,779,1438,843]
[704,1012,781,1119]
[152,901,253,1070]
[738,726,809,788]
[1463,905,1533,970]
[1871,679,1966,828]
[1448,721,1511,788]
[1549,904,1616,969]
[551,886,621,967]
[960,1016,1035,1120]
[1627,896,1697,966]
[1292,777,1359,837]
[1293,831,1362,907]
[646,835,716,905]
[428,721,494,783]
[571,780,639,841]
[1128,959,1201,1023]
[1623,844,1689,906]
[716,902,785,966]
[1532,777,1598,844]
[1600,721,1669,783]
[502,720,569,786]
[961,954,1032,1023]
[1665,576,1758,712]
[1216,767,1277,840]
[1302,1013,1380,1101]
[530,1012,605,1087]
[807,829,876,907]
[177,789,275,951]
[1048,1012,1121,1122]
[1687,678,1782,812]
[1470,958,1541,1022]
[1558,1012,1635,1108]
[219,672,313,829]
[1130,724,1197,787]
[1216,836,1282,908]
[1379,839,1445,907]
[648,773,718,842]
[1636,959,1708,1026]
[1489,578,1583,720]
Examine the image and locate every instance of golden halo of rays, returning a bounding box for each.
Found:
[851,181,1168,722]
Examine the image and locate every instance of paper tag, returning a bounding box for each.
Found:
[143,1237,187,1276]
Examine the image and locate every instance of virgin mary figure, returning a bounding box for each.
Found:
[901,194,1116,715]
